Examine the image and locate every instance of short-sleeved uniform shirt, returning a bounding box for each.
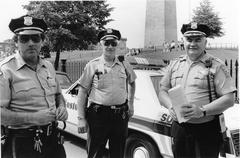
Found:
[0,53,63,128]
[160,52,236,107]
[78,55,136,105]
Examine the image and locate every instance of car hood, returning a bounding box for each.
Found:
[224,104,240,130]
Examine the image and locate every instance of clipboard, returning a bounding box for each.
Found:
[168,85,190,123]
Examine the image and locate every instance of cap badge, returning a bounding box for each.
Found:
[191,22,198,29]
[24,16,33,26]
[107,28,113,33]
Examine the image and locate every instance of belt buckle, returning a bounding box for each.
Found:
[111,105,117,109]
[47,123,53,136]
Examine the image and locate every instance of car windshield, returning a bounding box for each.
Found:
[56,73,72,89]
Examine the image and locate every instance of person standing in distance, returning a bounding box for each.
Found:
[0,15,68,158]
[77,28,136,158]
[159,22,236,158]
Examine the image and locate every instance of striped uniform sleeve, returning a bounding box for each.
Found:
[215,63,237,96]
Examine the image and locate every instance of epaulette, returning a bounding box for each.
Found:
[212,57,225,65]
[88,56,101,64]
[0,55,16,67]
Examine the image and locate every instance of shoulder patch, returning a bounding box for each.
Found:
[220,64,231,78]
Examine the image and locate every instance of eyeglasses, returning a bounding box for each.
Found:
[104,40,118,47]
[18,34,42,43]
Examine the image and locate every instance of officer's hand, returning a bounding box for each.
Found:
[128,101,134,118]
[168,107,177,121]
[77,119,88,133]
[56,106,68,121]
[128,109,134,118]
[32,109,56,125]
[181,104,203,119]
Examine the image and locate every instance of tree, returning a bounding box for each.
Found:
[192,0,224,38]
[23,1,113,70]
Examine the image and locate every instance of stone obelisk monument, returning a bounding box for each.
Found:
[144,0,177,48]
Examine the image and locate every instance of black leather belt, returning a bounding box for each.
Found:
[8,122,57,137]
[91,100,127,108]
[90,101,128,113]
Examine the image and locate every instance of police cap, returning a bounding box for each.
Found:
[97,28,121,41]
[181,22,210,37]
[9,15,47,35]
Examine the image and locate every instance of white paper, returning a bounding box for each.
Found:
[219,113,227,133]
[168,85,190,123]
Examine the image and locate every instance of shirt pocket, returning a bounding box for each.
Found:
[193,72,208,89]
[170,73,183,87]
[118,69,127,89]
[46,78,57,94]
[13,81,38,101]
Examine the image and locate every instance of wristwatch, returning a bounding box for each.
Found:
[200,106,207,117]
[77,116,85,120]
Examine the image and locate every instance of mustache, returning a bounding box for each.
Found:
[106,47,115,51]
[27,47,37,51]
[188,46,198,49]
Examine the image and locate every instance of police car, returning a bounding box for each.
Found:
[57,60,239,158]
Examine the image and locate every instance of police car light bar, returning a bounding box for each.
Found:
[125,56,166,70]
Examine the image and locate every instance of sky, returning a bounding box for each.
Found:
[0,0,239,48]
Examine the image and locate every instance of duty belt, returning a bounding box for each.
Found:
[6,122,65,153]
[8,122,57,137]
[90,101,128,113]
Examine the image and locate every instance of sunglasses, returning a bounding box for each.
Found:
[18,34,42,43]
[104,40,118,47]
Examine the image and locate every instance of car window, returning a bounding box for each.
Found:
[150,76,163,102]
[69,84,80,96]
[56,73,72,89]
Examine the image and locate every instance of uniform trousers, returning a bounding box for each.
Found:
[86,103,129,158]
[1,124,66,158]
[171,118,223,158]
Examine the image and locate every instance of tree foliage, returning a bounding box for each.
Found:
[23,1,113,70]
[192,0,224,38]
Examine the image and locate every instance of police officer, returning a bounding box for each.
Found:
[0,15,68,158]
[159,22,236,158]
[77,28,136,158]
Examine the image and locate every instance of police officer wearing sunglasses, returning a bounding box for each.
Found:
[0,15,68,158]
[77,28,136,158]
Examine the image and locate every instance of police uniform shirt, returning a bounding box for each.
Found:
[0,52,63,128]
[78,55,136,105]
[160,53,236,107]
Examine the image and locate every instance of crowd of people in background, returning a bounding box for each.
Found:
[163,38,185,53]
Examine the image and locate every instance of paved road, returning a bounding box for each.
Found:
[63,132,87,158]
[63,132,109,158]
